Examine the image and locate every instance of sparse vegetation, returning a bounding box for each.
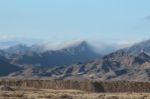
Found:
[0,92,24,98]
[1,80,150,93]
[0,80,149,99]
[0,89,150,99]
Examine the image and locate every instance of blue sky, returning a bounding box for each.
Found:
[0,0,150,43]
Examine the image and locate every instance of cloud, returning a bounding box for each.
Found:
[88,39,141,54]
[116,40,139,48]
[40,39,139,55]
[37,39,86,51]
[0,34,15,40]
[0,36,141,54]
[0,35,41,49]
[33,39,144,55]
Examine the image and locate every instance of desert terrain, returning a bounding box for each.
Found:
[0,87,149,99]
[0,80,149,99]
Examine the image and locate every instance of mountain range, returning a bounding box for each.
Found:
[2,41,101,67]
[0,41,101,77]
[1,39,150,81]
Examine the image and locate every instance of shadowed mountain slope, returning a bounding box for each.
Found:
[0,55,22,76]
[9,41,100,67]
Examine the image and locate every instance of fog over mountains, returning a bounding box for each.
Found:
[0,39,134,53]
[124,39,150,55]
[0,39,150,81]
[1,41,102,67]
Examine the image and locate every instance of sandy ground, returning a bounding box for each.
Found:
[0,87,149,99]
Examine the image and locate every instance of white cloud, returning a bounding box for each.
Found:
[116,39,142,49]
[37,39,86,51]
[38,39,136,54]
[0,36,143,54]
[0,34,15,40]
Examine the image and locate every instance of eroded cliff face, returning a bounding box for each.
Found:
[0,80,150,92]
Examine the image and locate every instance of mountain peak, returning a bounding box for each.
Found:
[77,40,87,45]
[63,40,88,49]
[61,40,93,53]
[124,39,150,55]
[73,41,89,48]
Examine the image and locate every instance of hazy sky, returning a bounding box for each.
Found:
[0,0,150,43]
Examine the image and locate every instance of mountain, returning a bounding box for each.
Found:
[42,50,131,80]
[8,50,150,81]
[8,41,101,67]
[3,39,150,81]
[124,39,150,55]
[28,50,150,81]
[0,40,21,49]
[0,55,22,76]
[4,44,31,55]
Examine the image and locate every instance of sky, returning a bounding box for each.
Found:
[0,0,150,44]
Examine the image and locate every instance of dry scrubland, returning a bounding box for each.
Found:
[0,88,150,99]
[0,80,150,99]
[1,80,150,92]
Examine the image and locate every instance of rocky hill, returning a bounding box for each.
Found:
[7,50,150,81]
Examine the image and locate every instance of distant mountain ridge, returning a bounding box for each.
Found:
[1,39,150,81]
[0,55,22,76]
[1,41,101,67]
[14,39,150,81]
[34,50,150,81]
[124,39,150,55]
